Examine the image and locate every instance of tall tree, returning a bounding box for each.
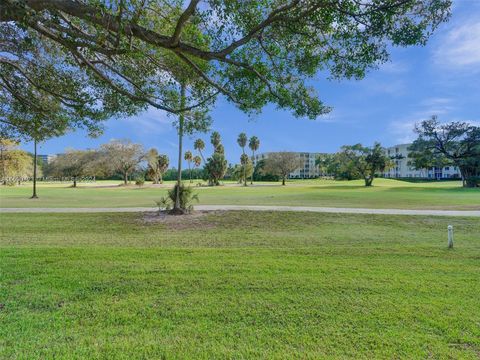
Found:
[0,138,17,184]
[211,132,222,151]
[340,143,392,186]
[248,136,260,184]
[184,150,193,183]
[0,138,32,185]
[237,132,248,186]
[263,152,303,185]
[409,116,480,187]
[239,153,252,185]
[194,139,206,163]
[100,140,145,185]
[0,28,128,197]
[205,132,227,186]
[48,150,93,188]
[232,161,254,184]
[193,155,202,172]
[157,155,170,184]
[1,106,71,198]
[146,148,161,184]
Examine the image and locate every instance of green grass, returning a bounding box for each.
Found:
[1,211,479,358]
[1,178,479,209]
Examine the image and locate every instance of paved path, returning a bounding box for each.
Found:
[1,205,479,217]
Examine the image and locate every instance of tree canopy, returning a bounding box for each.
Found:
[47,150,97,187]
[99,139,145,185]
[1,0,451,119]
[263,152,303,185]
[0,138,32,184]
[409,116,480,187]
[339,143,392,186]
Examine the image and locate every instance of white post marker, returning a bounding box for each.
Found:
[448,225,454,249]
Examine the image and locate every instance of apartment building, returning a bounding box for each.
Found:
[255,152,322,178]
[383,144,461,179]
[38,154,58,165]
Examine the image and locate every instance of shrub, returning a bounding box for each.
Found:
[135,176,145,187]
[465,176,480,188]
[155,183,199,214]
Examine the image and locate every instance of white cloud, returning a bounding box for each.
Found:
[433,18,480,68]
[388,97,456,143]
[389,119,418,144]
[119,107,173,135]
[363,78,406,96]
[388,101,479,145]
[379,60,409,74]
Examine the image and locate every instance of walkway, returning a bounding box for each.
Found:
[1,205,479,217]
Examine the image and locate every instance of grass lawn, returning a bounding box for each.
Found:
[1,178,479,210]
[1,211,479,358]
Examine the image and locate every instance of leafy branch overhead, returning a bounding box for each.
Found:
[1,0,451,119]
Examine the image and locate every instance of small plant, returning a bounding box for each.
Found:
[5,179,17,186]
[155,183,199,214]
[135,176,145,187]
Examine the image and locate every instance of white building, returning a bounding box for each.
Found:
[255,152,322,178]
[38,154,58,165]
[383,144,461,179]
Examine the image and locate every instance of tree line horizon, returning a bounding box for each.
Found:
[2,115,478,195]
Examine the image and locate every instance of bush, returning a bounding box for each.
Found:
[465,176,480,188]
[4,179,17,186]
[135,176,145,187]
[155,183,199,214]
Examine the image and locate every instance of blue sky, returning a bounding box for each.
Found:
[25,0,480,165]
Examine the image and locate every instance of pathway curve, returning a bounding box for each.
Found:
[1,205,479,217]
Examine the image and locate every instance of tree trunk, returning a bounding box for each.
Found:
[124,172,128,185]
[282,176,286,186]
[189,162,192,183]
[365,177,373,186]
[250,151,254,185]
[242,149,247,187]
[1,147,5,185]
[73,176,77,188]
[174,83,186,212]
[30,139,38,199]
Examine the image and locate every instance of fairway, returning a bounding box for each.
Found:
[1,211,479,358]
[1,179,479,210]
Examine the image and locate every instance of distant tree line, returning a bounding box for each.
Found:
[3,118,476,193]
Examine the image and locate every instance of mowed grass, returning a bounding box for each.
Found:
[1,178,479,209]
[1,211,479,358]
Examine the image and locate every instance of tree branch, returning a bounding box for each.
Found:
[170,0,200,46]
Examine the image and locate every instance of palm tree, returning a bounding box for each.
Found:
[237,132,248,186]
[248,136,260,184]
[194,138,205,162]
[193,155,201,169]
[211,131,221,151]
[146,148,160,184]
[193,155,202,181]
[157,154,169,184]
[184,150,193,183]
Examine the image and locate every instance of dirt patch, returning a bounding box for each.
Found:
[139,210,226,230]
